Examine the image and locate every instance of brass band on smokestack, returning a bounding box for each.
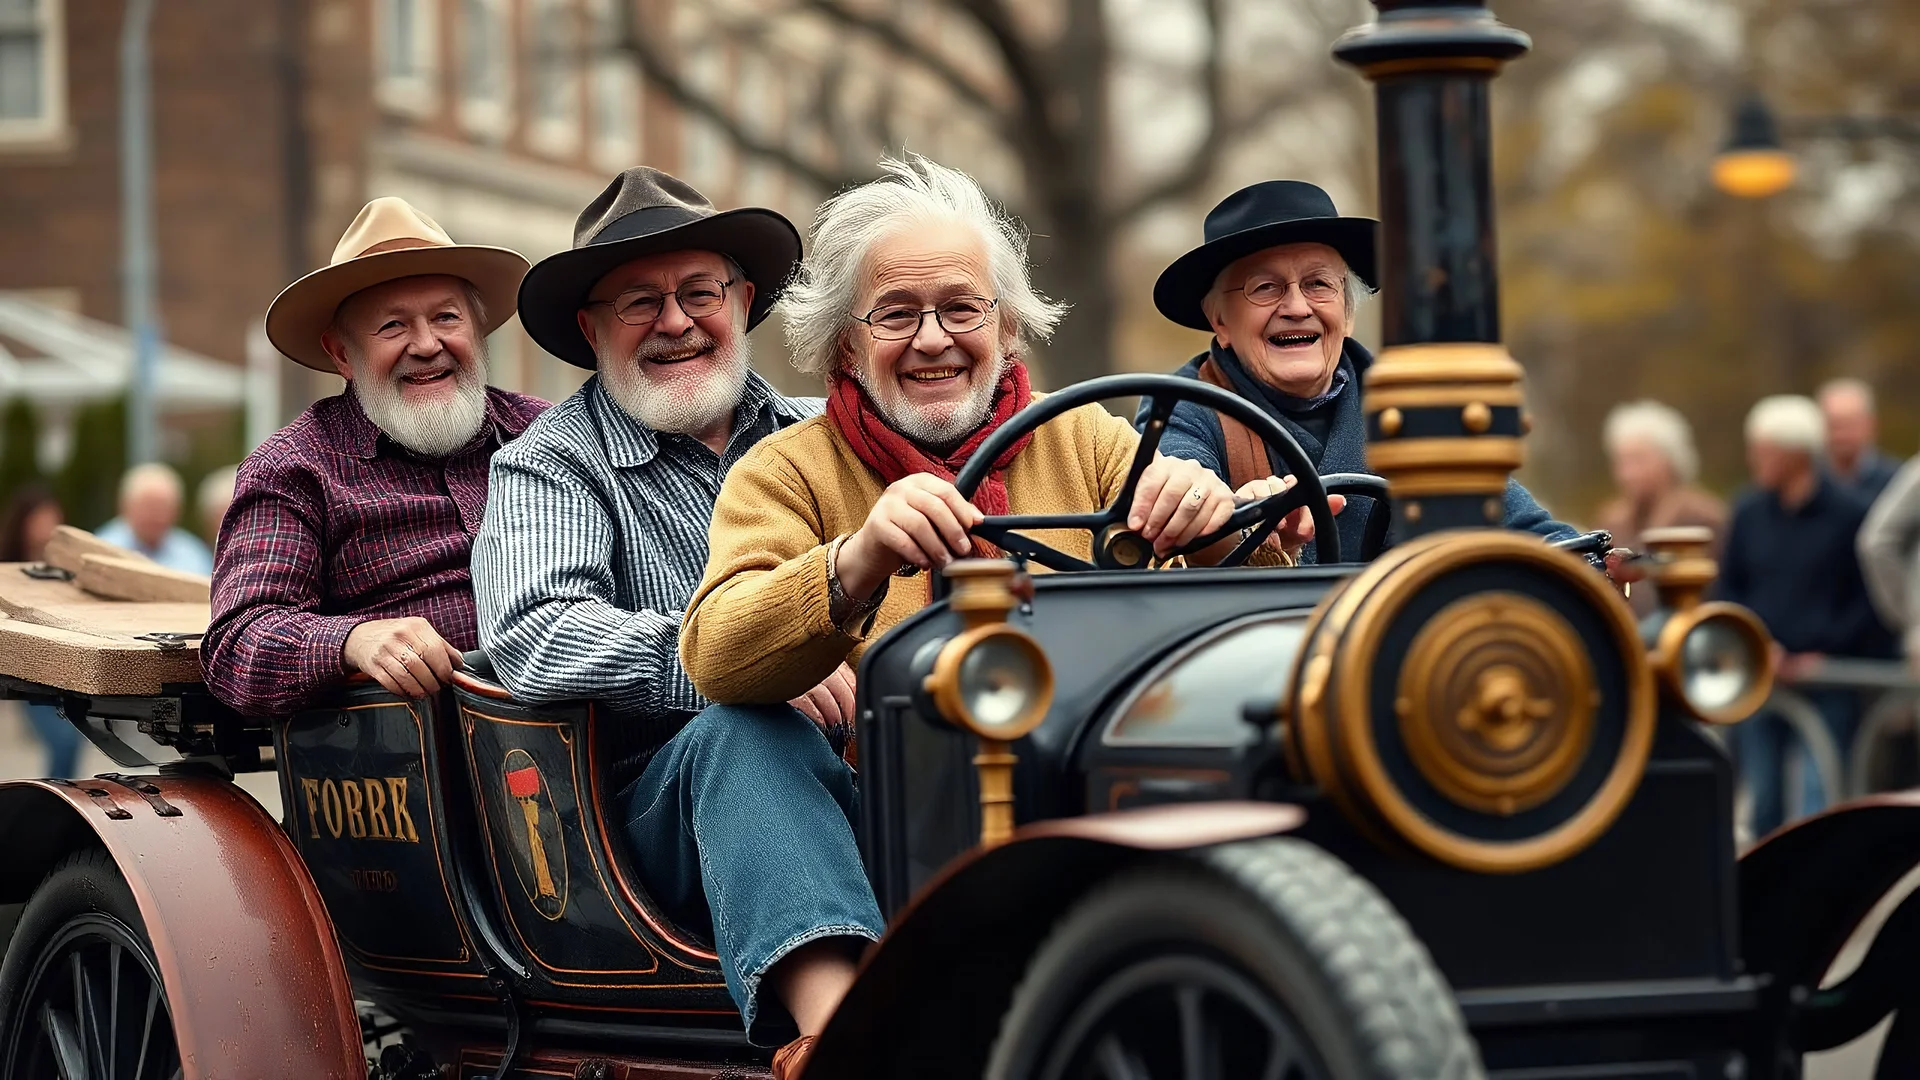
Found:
[1334,2,1532,538]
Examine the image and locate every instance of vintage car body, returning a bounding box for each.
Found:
[3,3,1916,1079]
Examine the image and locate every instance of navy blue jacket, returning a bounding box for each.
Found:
[1141,339,1575,563]
[1712,478,1900,658]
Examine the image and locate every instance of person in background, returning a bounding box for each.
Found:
[196,466,237,546]
[1859,456,1920,673]
[95,463,215,575]
[1716,395,1899,838]
[1818,378,1901,501]
[0,486,83,777]
[1593,401,1726,616]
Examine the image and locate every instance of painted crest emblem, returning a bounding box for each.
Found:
[501,749,567,921]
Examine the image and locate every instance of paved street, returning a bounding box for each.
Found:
[0,703,1899,1076]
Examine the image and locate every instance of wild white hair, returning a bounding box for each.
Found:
[1201,265,1374,328]
[1603,400,1700,484]
[1744,394,1826,456]
[780,154,1068,378]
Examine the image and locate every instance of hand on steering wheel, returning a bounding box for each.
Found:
[951,374,1344,573]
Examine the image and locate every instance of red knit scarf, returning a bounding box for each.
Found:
[826,362,1035,557]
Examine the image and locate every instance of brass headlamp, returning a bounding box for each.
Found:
[1640,527,1775,725]
[920,560,1055,848]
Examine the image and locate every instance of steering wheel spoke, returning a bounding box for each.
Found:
[972,519,1098,573]
[936,375,1341,601]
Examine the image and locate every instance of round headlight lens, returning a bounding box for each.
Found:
[1680,617,1759,712]
[958,634,1044,734]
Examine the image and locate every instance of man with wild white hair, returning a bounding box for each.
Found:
[1716,394,1897,836]
[1593,401,1725,616]
[95,462,214,574]
[203,197,546,716]
[670,155,1294,1075]
[1818,377,1902,500]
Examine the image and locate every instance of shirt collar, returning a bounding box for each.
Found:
[593,369,798,469]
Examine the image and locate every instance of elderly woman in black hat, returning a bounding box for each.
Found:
[1145,180,1576,562]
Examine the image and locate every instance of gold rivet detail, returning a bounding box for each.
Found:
[1405,501,1423,523]
[1484,497,1502,522]
[1379,407,1403,437]
[1462,402,1492,434]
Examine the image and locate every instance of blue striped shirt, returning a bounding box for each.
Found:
[472,372,819,721]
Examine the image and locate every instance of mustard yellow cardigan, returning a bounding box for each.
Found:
[680,401,1283,704]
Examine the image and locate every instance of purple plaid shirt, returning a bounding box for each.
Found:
[204,386,548,715]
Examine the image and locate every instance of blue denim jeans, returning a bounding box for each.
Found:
[1740,689,1861,838]
[25,703,81,778]
[617,703,884,1044]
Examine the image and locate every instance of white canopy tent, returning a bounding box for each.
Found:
[0,294,244,410]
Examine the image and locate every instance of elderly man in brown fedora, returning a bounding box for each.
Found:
[203,197,547,716]
[470,167,855,1078]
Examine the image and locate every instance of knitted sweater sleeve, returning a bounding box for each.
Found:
[679,443,863,705]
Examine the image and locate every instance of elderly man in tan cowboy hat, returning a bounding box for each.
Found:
[202,197,547,716]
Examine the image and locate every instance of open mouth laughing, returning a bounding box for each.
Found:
[1267,331,1322,352]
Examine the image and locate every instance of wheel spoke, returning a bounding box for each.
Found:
[79,948,110,1080]
[41,1000,91,1080]
[1177,985,1222,1080]
[1260,1022,1307,1080]
[132,981,159,1080]
[1115,396,1176,517]
[972,522,1098,572]
[1094,1032,1152,1080]
[108,944,122,1080]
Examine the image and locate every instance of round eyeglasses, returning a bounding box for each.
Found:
[852,296,997,341]
[1227,275,1343,308]
[587,278,735,326]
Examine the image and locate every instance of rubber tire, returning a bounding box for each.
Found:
[985,837,1483,1080]
[0,847,172,1077]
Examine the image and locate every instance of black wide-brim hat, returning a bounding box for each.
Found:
[1154,180,1378,332]
[519,167,803,368]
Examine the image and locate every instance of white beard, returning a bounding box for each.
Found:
[853,348,1009,448]
[350,344,491,457]
[598,329,751,437]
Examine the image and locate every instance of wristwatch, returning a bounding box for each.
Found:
[826,536,888,635]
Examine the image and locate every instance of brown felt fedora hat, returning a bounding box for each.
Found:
[265,197,530,371]
[518,167,802,368]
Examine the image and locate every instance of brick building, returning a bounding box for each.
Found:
[0,0,812,448]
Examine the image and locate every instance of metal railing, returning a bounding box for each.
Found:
[1765,658,1920,806]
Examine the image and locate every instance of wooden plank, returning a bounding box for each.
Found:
[0,562,207,640]
[0,618,203,695]
[42,525,147,575]
[76,553,211,603]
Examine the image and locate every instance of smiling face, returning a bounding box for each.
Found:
[323,274,492,456]
[843,219,1009,448]
[1206,242,1351,399]
[579,250,754,437]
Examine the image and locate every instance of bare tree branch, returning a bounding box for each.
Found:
[946,0,1057,135]
[1104,0,1227,226]
[800,0,1006,121]
[611,9,862,192]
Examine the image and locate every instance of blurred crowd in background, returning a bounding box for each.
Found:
[5,369,1920,844]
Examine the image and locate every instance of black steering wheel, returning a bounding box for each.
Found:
[949,374,1341,575]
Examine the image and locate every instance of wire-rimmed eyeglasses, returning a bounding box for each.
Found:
[1225,275,1343,308]
[851,296,998,341]
[586,278,736,326]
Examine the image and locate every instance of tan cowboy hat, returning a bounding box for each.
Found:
[265,196,530,371]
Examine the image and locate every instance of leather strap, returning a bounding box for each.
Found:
[1196,358,1271,491]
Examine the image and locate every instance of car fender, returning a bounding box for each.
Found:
[809,801,1304,1080]
[1741,792,1920,993]
[0,776,364,1079]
